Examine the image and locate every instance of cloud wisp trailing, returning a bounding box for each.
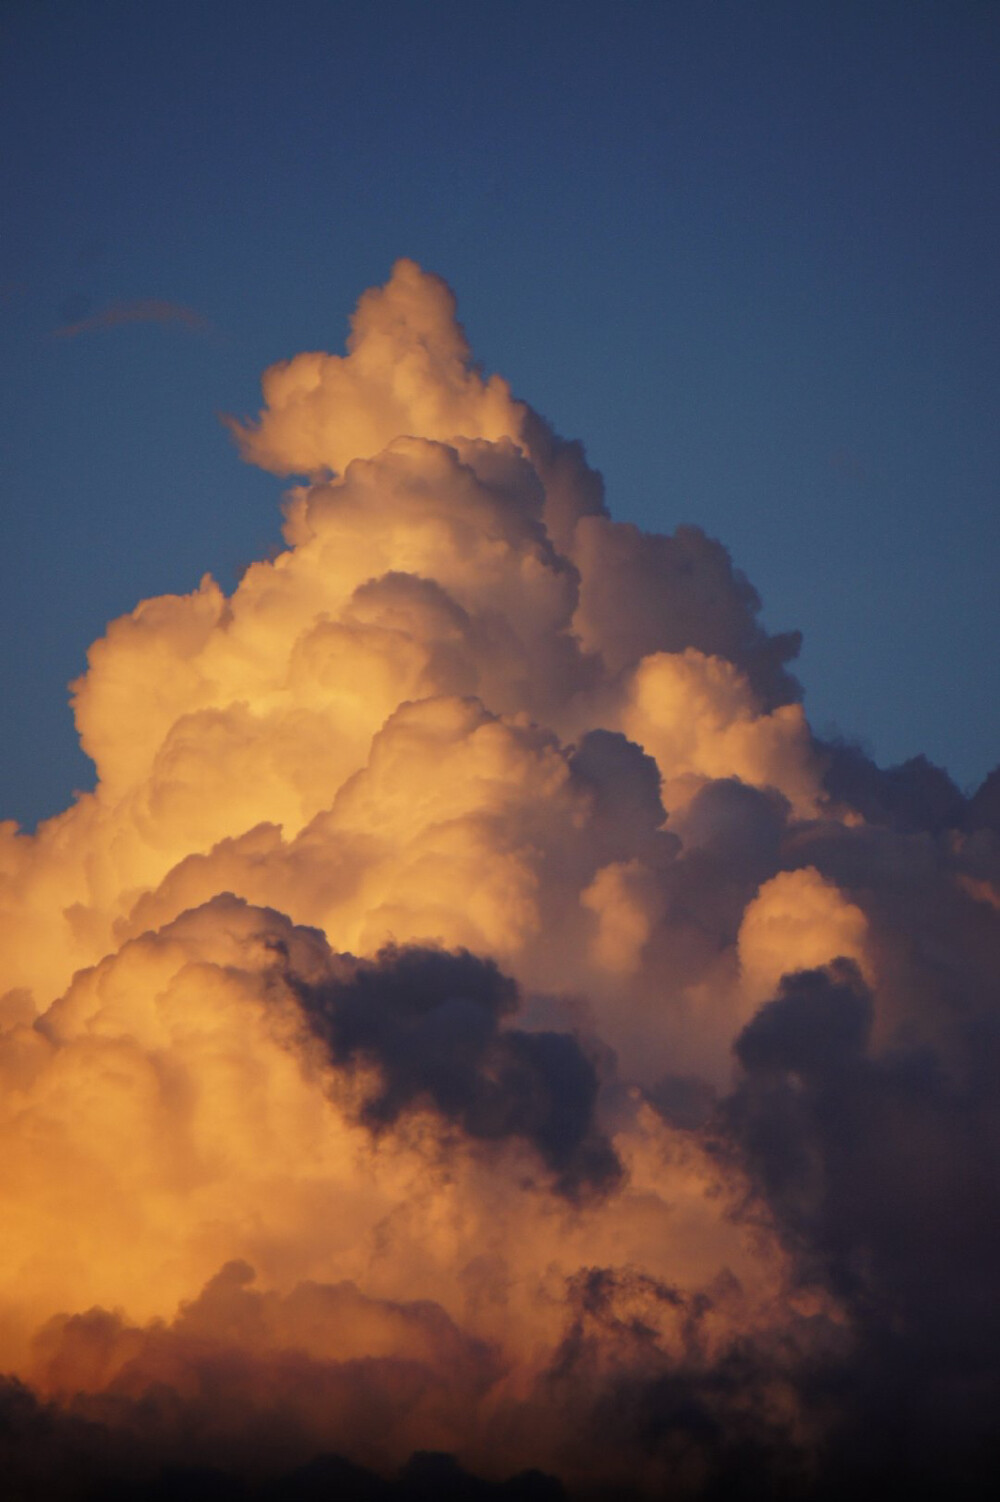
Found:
[51,296,212,339]
[2,260,999,1499]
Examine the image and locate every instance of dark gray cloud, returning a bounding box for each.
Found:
[717,958,1000,1496]
[540,1265,820,1501]
[572,518,803,708]
[0,1377,567,1502]
[820,742,966,835]
[568,728,672,869]
[292,944,621,1198]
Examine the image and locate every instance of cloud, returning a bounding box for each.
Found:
[2,259,1000,1496]
[226,260,526,479]
[51,298,212,339]
[720,957,1000,1492]
[291,942,621,1198]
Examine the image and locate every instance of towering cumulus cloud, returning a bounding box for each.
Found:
[2,261,998,1499]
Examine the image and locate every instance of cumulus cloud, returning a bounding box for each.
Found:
[3,260,999,1497]
[227,261,525,478]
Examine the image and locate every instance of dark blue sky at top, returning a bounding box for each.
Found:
[1,0,997,829]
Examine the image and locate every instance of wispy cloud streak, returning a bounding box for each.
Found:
[51,297,212,339]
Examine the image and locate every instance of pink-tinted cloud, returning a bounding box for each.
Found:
[51,297,212,339]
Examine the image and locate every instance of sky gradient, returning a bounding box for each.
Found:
[2,0,998,828]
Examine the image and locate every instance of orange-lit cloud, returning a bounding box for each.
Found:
[3,261,999,1498]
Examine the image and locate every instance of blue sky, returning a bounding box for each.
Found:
[2,0,997,828]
